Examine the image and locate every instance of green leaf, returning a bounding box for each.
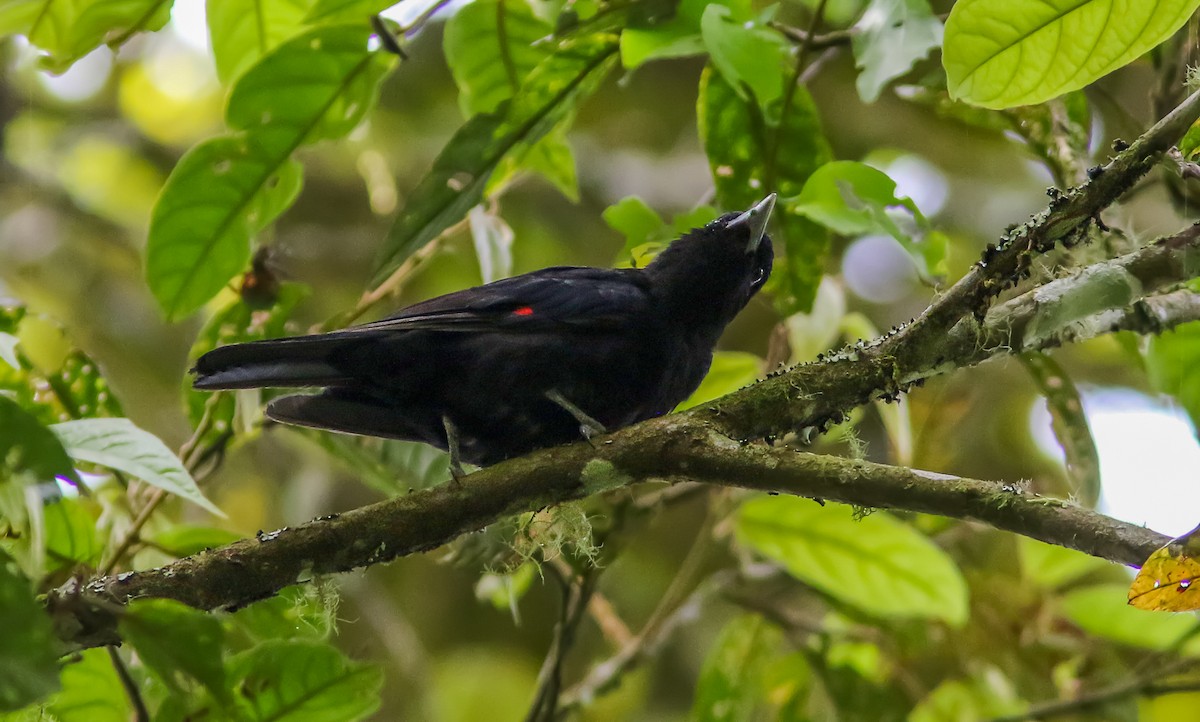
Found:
[699,4,789,107]
[1061,584,1200,653]
[737,497,969,625]
[120,599,229,703]
[602,196,719,267]
[677,351,760,410]
[1018,537,1106,589]
[0,549,59,711]
[1020,352,1101,507]
[50,418,223,516]
[372,33,618,287]
[43,498,104,569]
[690,615,782,722]
[207,0,315,85]
[488,125,580,200]
[603,196,664,248]
[790,160,946,279]
[0,396,77,484]
[698,66,832,313]
[230,640,382,721]
[145,137,304,321]
[0,0,171,73]
[851,0,942,103]
[1180,120,1200,160]
[444,0,553,116]
[444,0,583,197]
[943,0,1200,109]
[619,0,748,69]
[1147,321,1200,432]
[46,648,130,722]
[146,24,394,320]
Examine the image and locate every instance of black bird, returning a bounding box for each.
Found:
[193,194,775,474]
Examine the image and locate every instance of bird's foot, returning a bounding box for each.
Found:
[442,415,467,484]
[545,389,607,446]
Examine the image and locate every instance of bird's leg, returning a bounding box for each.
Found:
[442,415,467,482]
[545,389,607,443]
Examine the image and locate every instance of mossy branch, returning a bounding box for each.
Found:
[47,89,1200,650]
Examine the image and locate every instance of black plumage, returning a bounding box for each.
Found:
[193,194,775,468]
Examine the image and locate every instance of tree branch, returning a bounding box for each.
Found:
[45,89,1200,651]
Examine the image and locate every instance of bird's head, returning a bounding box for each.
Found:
[646,193,776,333]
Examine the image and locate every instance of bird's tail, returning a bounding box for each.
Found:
[192,332,369,390]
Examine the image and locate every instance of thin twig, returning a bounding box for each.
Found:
[770,21,854,50]
[526,563,597,722]
[558,496,722,713]
[98,489,166,576]
[765,0,829,190]
[990,659,1200,722]
[107,646,150,722]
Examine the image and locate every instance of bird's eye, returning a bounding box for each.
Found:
[751,267,767,287]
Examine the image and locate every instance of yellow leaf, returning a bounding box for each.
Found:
[1129,524,1200,611]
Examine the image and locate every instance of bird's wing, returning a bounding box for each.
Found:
[350,267,651,333]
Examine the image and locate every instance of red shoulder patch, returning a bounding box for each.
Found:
[513,306,535,316]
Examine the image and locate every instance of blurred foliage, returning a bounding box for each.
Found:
[2,0,1200,719]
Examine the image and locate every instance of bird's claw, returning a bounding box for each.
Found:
[546,389,607,446]
[443,415,467,485]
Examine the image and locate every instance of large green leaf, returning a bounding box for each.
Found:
[0,0,171,73]
[699,4,788,107]
[737,497,969,625]
[144,137,303,321]
[690,615,783,722]
[51,418,223,516]
[146,24,394,320]
[851,0,942,103]
[207,0,315,84]
[0,550,59,711]
[698,66,832,313]
[120,599,230,703]
[230,640,383,721]
[372,33,618,287]
[944,0,1200,109]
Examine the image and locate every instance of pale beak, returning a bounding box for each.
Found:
[727,193,776,253]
